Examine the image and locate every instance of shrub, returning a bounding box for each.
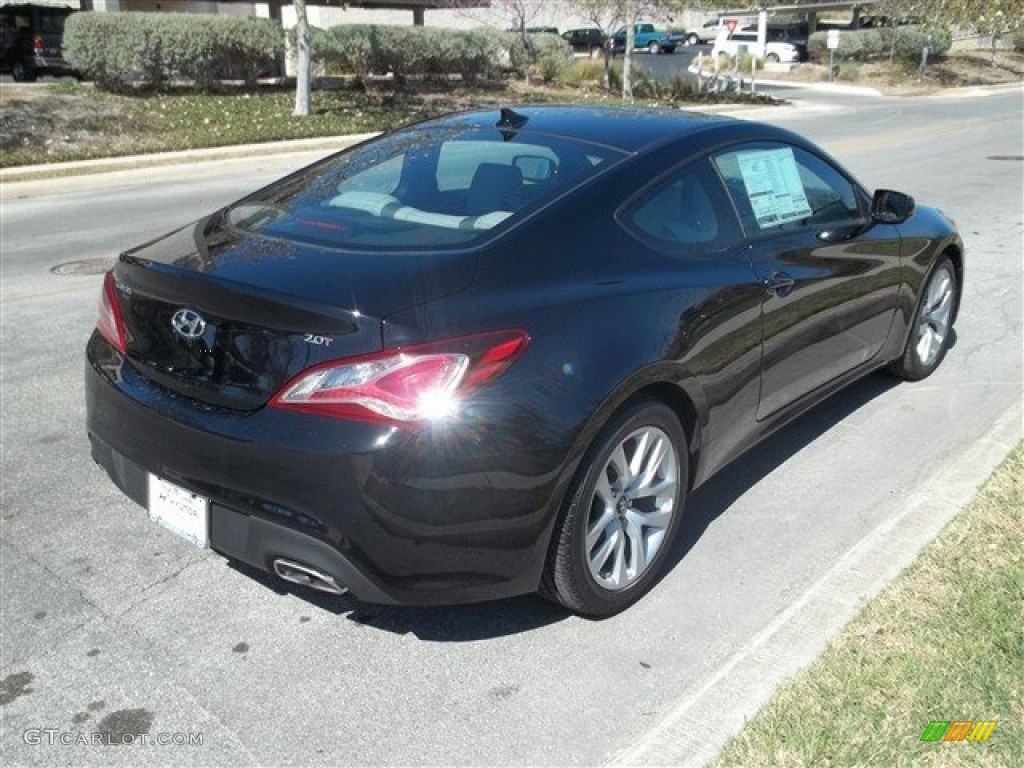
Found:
[449,28,505,84]
[556,58,606,88]
[319,24,505,86]
[505,32,572,83]
[807,25,951,64]
[823,59,862,82]
[63,12,283,92]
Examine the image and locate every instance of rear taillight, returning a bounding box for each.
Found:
[270,329,529,423]
[96,271,127,354]
[33,35,43,52]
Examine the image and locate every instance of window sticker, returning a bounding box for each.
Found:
[737,148,812,228]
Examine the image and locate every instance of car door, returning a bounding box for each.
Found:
[712,142,903,419]
[621,158,766,475]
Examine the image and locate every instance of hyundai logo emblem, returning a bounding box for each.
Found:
[171,308,207,340]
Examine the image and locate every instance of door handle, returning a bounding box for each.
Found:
[765,271,795,297]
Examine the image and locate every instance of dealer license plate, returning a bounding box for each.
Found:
[147,474,209,548]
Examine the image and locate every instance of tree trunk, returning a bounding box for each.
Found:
[293,0,312,117]
[623,22,634,99]
[519,20,533,87]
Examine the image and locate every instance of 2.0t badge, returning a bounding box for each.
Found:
[171,308,206,340]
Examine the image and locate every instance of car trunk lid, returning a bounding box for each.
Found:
[111,214,474,411]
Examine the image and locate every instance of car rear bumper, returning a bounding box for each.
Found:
[85,333,566,606]
[31,54,76,74]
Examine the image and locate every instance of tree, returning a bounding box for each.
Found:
[293,0,312,116]
[570,0,692,98]
[503,0,544,85]
[929,0,1024,63]
[573,0,627,91]
[443,0,545,84]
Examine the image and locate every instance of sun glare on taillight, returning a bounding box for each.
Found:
[96,270,127,354]
[270,329,529,423]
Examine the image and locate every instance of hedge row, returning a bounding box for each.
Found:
[63,12,283,92]
[63,13,573,92]
[317,25,571,84]
[807,26,952,63]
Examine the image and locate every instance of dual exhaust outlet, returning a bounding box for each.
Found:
[272,558,348,595]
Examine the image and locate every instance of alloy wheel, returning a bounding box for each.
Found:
[914,264,954,367]
[585,426,678,591]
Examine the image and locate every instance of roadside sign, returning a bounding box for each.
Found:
[827,29,840,49]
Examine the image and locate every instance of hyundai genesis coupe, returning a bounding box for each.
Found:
[85,106,963,616]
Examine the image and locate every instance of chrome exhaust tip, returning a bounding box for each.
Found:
[272,558,348,595]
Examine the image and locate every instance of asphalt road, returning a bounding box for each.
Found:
[1,88,1022,766]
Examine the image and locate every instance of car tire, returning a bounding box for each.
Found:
[888,255,958,381]
[766,53,780,63]
[12,60,37,83]
[687,33,700,46]
[541,399,687,617]
[648,41,661,55]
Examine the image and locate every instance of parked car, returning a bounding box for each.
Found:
[610,23,676,54]
[507,26,559,35]
[712,27,801,63]
[562,27,606,57]
[767,23,810,61]
[683,18,723,46]
[86,106,963,617]
[0,3,78,82]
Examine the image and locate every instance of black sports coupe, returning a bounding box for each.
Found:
[85,106,963,616]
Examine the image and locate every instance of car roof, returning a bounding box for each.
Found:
[404,106,737,155]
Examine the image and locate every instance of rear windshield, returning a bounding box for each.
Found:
[226,121,628,250]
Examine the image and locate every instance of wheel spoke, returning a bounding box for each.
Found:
[623,516,646,582]
[587,507,617,551]
[640,476,677,501]
[627,503,673,533]
[589,526,620,580]
[627,431,650,481]
[608,531,628,587]
[608,444,631,487]
[593,471,616,511]
[634,434,668,493]
[926,282,952,330]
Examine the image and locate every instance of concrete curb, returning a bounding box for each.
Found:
[606,401,1022,768]
[0,133,379,184]
[686,66,884,97]
[752,78,884,97]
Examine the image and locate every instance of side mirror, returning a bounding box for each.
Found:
[871,189,915,224]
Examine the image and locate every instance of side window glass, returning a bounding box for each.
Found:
[793,149,862,225]
[625,161,740,252]
[713,144,862,235]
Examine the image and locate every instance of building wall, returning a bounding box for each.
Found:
[0,0,713,41]
[4,1,709,34]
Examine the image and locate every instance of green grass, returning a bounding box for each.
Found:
[0,81,565,168]
[0,78,777,169]
[712,444,1024,767]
